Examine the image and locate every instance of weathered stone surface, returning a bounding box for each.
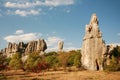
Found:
[25,41,37,54]
[81,14,107,71]
[0,39,47,57]
[58,41,64,51]
[37,39,47,52]
[25,39,47,55]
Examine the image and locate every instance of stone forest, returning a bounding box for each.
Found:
[0,14,120,80]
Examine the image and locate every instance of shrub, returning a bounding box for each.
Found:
[9,53,22,70]
[105,56,120,71]
[24,53,49,72]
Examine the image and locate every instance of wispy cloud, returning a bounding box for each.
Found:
[46,36,64,47]
[44,0,74,7]
[4,30,42,43]
[5,0,74,8]
[5,1,43,9]
[15,9,40,16]
[3,0,75,16]
[15,30,24,34]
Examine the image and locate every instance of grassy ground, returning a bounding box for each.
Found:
[0,70,120,80]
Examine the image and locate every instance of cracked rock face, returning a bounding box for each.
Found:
[81,14,107,71]
[0,39,47,57]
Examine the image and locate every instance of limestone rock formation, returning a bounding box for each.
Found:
[0,39,47,57]
[37,39,47,54]
[25,39,47,55]
[81,14,107,71]
[25,41,37,54]
[58,41,64,51]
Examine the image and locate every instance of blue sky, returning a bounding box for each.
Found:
[0,0,120,51]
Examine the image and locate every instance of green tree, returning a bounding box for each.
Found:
[67,50,81,67]
[24,53,42,72]
[9,53,22,70]
[58,51,69,71]
[46,55,59,70]
[74,53,81,68]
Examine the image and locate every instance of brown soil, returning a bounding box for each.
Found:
[0,70,120,80]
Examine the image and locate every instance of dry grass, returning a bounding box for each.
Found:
[0,70,120,80]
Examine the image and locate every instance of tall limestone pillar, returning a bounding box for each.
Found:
[81,14,107,71]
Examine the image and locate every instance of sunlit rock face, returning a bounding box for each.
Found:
[0,39,47,57]
[24,39,47,55]
[81,14,107,71]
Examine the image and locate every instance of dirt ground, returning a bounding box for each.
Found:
[0,70,120,80]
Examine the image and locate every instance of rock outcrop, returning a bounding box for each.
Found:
[0,39,47,57]
[81,14,107,71]
[58,41,64,51]
[25,39,47,55]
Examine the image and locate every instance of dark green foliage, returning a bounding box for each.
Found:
[24,53,42,72]
[24,53,50,72]
[105,56,120,71]
[74,52,81,68]
[46,55,59,67]
[67,50,81,68]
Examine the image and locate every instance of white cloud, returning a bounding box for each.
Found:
[7,9,40,16]
[4,0,75,16]
[46,36,64,47]
[15,9,40,16]
[5,1,43,8]
[5,0,75,8]
[4,30,42,43]
[44,0,74,7]
[45,36,79,52]
[15,30,24,34]
[46,47,58,52]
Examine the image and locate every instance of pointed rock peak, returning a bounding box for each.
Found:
[90,13,99,25]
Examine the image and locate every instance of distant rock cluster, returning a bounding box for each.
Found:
[0,39,47,57]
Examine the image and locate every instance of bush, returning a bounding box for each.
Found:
[105,56,120,71]
[74,53,81,68]
[0,55,8,71]
[105,63,120,71]
[24,53,49,72]
[9,53,22,70]
[45,54,59,68]
[67,50,81,68]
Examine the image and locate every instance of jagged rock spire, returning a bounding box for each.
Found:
[58,41,64,51]
[90,13,99,25]
[81,13,107,71]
